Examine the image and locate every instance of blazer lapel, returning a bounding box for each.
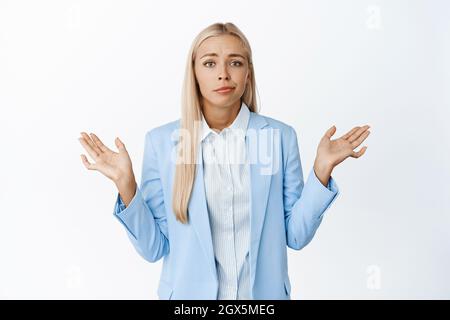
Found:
[246,112,273,293]
[187,142,218,282]
[171,122,217,282]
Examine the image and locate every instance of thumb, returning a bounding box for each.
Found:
[325,125,336,139]
[115,137,126,152]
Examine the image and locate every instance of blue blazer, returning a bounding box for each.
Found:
[113,111,339,299]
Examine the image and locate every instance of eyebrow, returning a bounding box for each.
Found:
[200,53,246,60]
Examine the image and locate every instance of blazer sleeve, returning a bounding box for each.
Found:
[283,125,339,250]
[112,130,169,262]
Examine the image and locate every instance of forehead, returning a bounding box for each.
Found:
[197,34,246,57]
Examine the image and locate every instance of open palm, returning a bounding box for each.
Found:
[316,125,371,168]
[78,132,134,183]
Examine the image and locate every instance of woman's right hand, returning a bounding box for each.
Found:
[78,132,135,185]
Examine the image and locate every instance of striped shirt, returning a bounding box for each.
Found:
[200,101,251,300]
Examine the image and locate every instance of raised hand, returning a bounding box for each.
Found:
[313,125,371,187]
[316,125,371,168]
[78,132,135,185]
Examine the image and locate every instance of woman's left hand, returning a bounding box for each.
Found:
[313,125,371,186]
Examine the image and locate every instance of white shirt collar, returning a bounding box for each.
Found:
[200,101,250,142]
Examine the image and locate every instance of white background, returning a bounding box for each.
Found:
[1,0,449,299]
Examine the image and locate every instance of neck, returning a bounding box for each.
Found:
[201,99,241,131]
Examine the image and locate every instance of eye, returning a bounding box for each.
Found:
[231,60,243,66]
[203,61,215,67]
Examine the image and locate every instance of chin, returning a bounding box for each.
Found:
[206,96,236,108]
[221,94,242,102]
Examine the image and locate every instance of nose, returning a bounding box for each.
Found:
[218,63,230,81]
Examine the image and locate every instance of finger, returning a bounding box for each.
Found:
[80,132,102,155]
[115,137,127,153]
[78,136,99,160]
[324,125,337,139]
[351,146,367,158]
[348,125,370,143]
[340,126,360,140]
[80,154,97,170]
[351,130,370,149]
[90,133,113,153]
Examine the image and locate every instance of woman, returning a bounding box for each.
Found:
[78,22,370,300]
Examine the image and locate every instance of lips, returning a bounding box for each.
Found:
[214,86,235,93]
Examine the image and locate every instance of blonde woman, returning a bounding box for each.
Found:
[78,22,370,300]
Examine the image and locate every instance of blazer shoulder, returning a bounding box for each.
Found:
[146,119,181,139]
[256,113,296,134]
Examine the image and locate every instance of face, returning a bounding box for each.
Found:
[194,34,251,109]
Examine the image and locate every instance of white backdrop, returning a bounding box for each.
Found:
[1,0,449,299]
